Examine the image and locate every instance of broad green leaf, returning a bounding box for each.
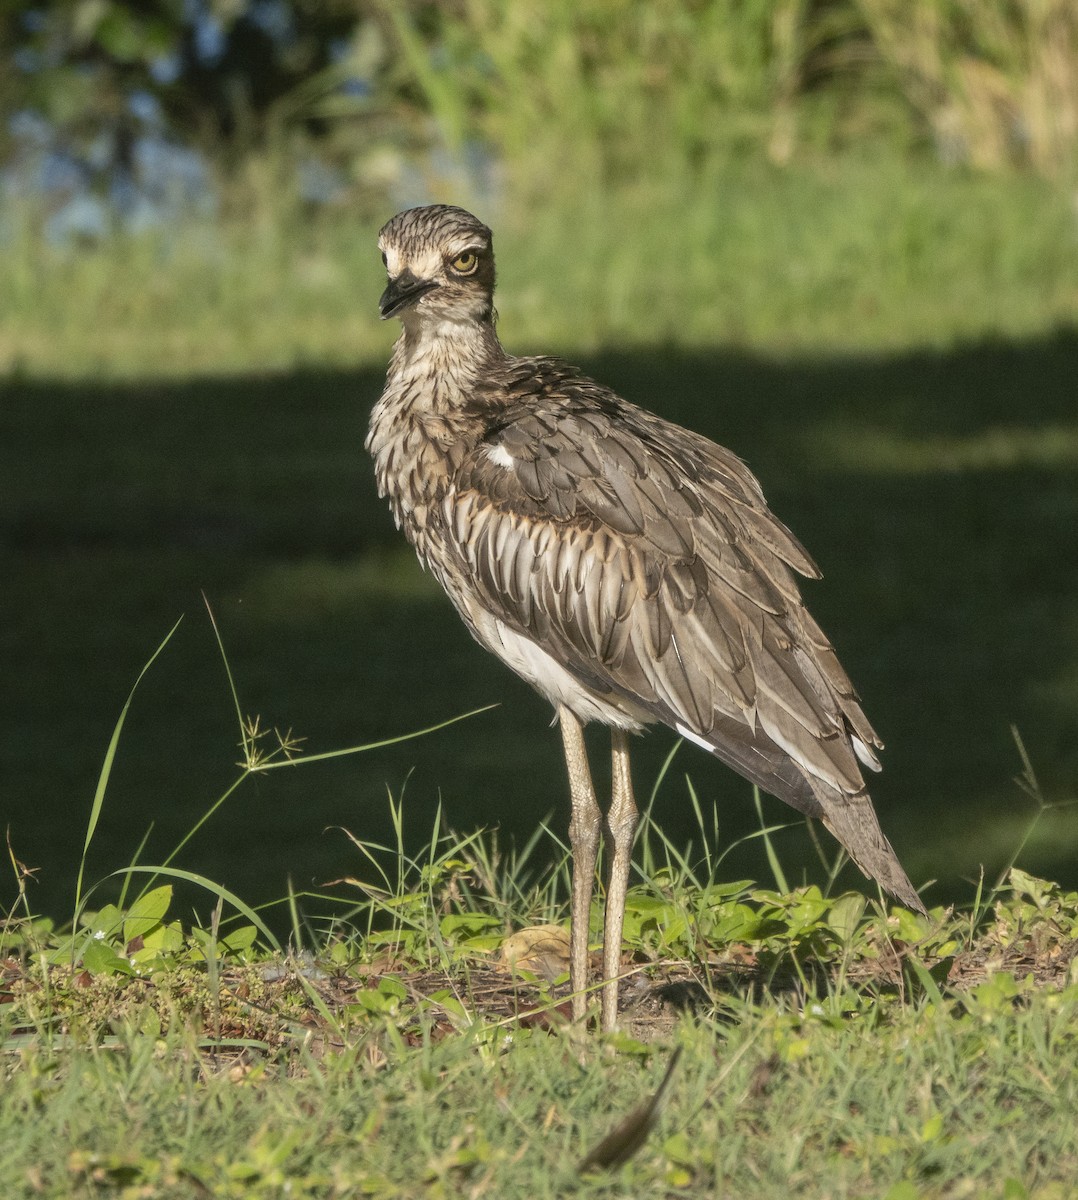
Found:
[105,865,281,953]
[439,912,501,938]
[83,904,124,939]
[82,938,134,976]
[219,925,258,955]
[829,893,867,943]
[349,988,399,1016]
[123,885,172,943]
[378,976,407,1000]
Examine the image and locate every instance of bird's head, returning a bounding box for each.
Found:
[377,205,496,328]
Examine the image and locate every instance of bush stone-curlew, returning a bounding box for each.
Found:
[367,204,924,1032]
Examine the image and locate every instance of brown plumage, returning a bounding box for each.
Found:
[368,204,924,1031]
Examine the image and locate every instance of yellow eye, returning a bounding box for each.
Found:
[451,250,478,274]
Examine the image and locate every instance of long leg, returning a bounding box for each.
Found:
[558,705,601,1022]
[602,728,639,1031]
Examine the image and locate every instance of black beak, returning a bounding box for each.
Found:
[379,269,439,319]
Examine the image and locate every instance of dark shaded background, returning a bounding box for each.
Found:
[4,332,1077,928]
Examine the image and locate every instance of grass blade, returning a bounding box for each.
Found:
[248,705,499,771]
[74,619,184,920]
[202,592,247,751]
[753,786,790,894]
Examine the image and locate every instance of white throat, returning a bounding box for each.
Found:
[388,309,503,402]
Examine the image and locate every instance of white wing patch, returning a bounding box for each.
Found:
[486,442,516,469]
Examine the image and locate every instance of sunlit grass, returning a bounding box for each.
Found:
[806,422,1078,474]
[4,986,1075,1198]
[2,154,1075,379]
[4,9,1077,1187]
[5,724,1078,1197]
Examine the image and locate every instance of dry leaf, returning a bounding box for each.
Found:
[499,925,570,981]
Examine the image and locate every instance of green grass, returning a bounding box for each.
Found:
[2,156,1076,378]
[4,989,1077,1198]
[388,0,1078,179]
[5,821,1078,1198]
[4,8,1078,1188]
[3,615,1077,1197]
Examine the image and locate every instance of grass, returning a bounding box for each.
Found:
[4,985,1078,1198]
[383,0,1078,179]
[3,552,1078,1197]
[2,155,1076,377]
[5,8,1078,1189]
[5,767,1078,1198]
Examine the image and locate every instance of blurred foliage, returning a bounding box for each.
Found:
[1,0,1075,220]
[0,1,361,153]
[392,0,1078,184]
[0,0,397,225]
[859,0,1078,174]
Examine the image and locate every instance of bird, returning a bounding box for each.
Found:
[367,204,924,1032]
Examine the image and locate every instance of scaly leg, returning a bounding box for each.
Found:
[602,728,639,1031]
[558,705,601,1022]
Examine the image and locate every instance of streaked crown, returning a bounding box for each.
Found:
[379,205,491,255]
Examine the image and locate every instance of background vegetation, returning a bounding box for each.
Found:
[2,0,1077,929]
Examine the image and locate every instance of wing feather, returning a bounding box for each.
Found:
[428,366,919,909]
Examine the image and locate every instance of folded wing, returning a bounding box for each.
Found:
[435,367,923,911]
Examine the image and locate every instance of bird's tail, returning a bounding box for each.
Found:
[807,776,926,914]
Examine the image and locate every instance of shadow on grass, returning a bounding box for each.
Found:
[2,328,1077,927]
